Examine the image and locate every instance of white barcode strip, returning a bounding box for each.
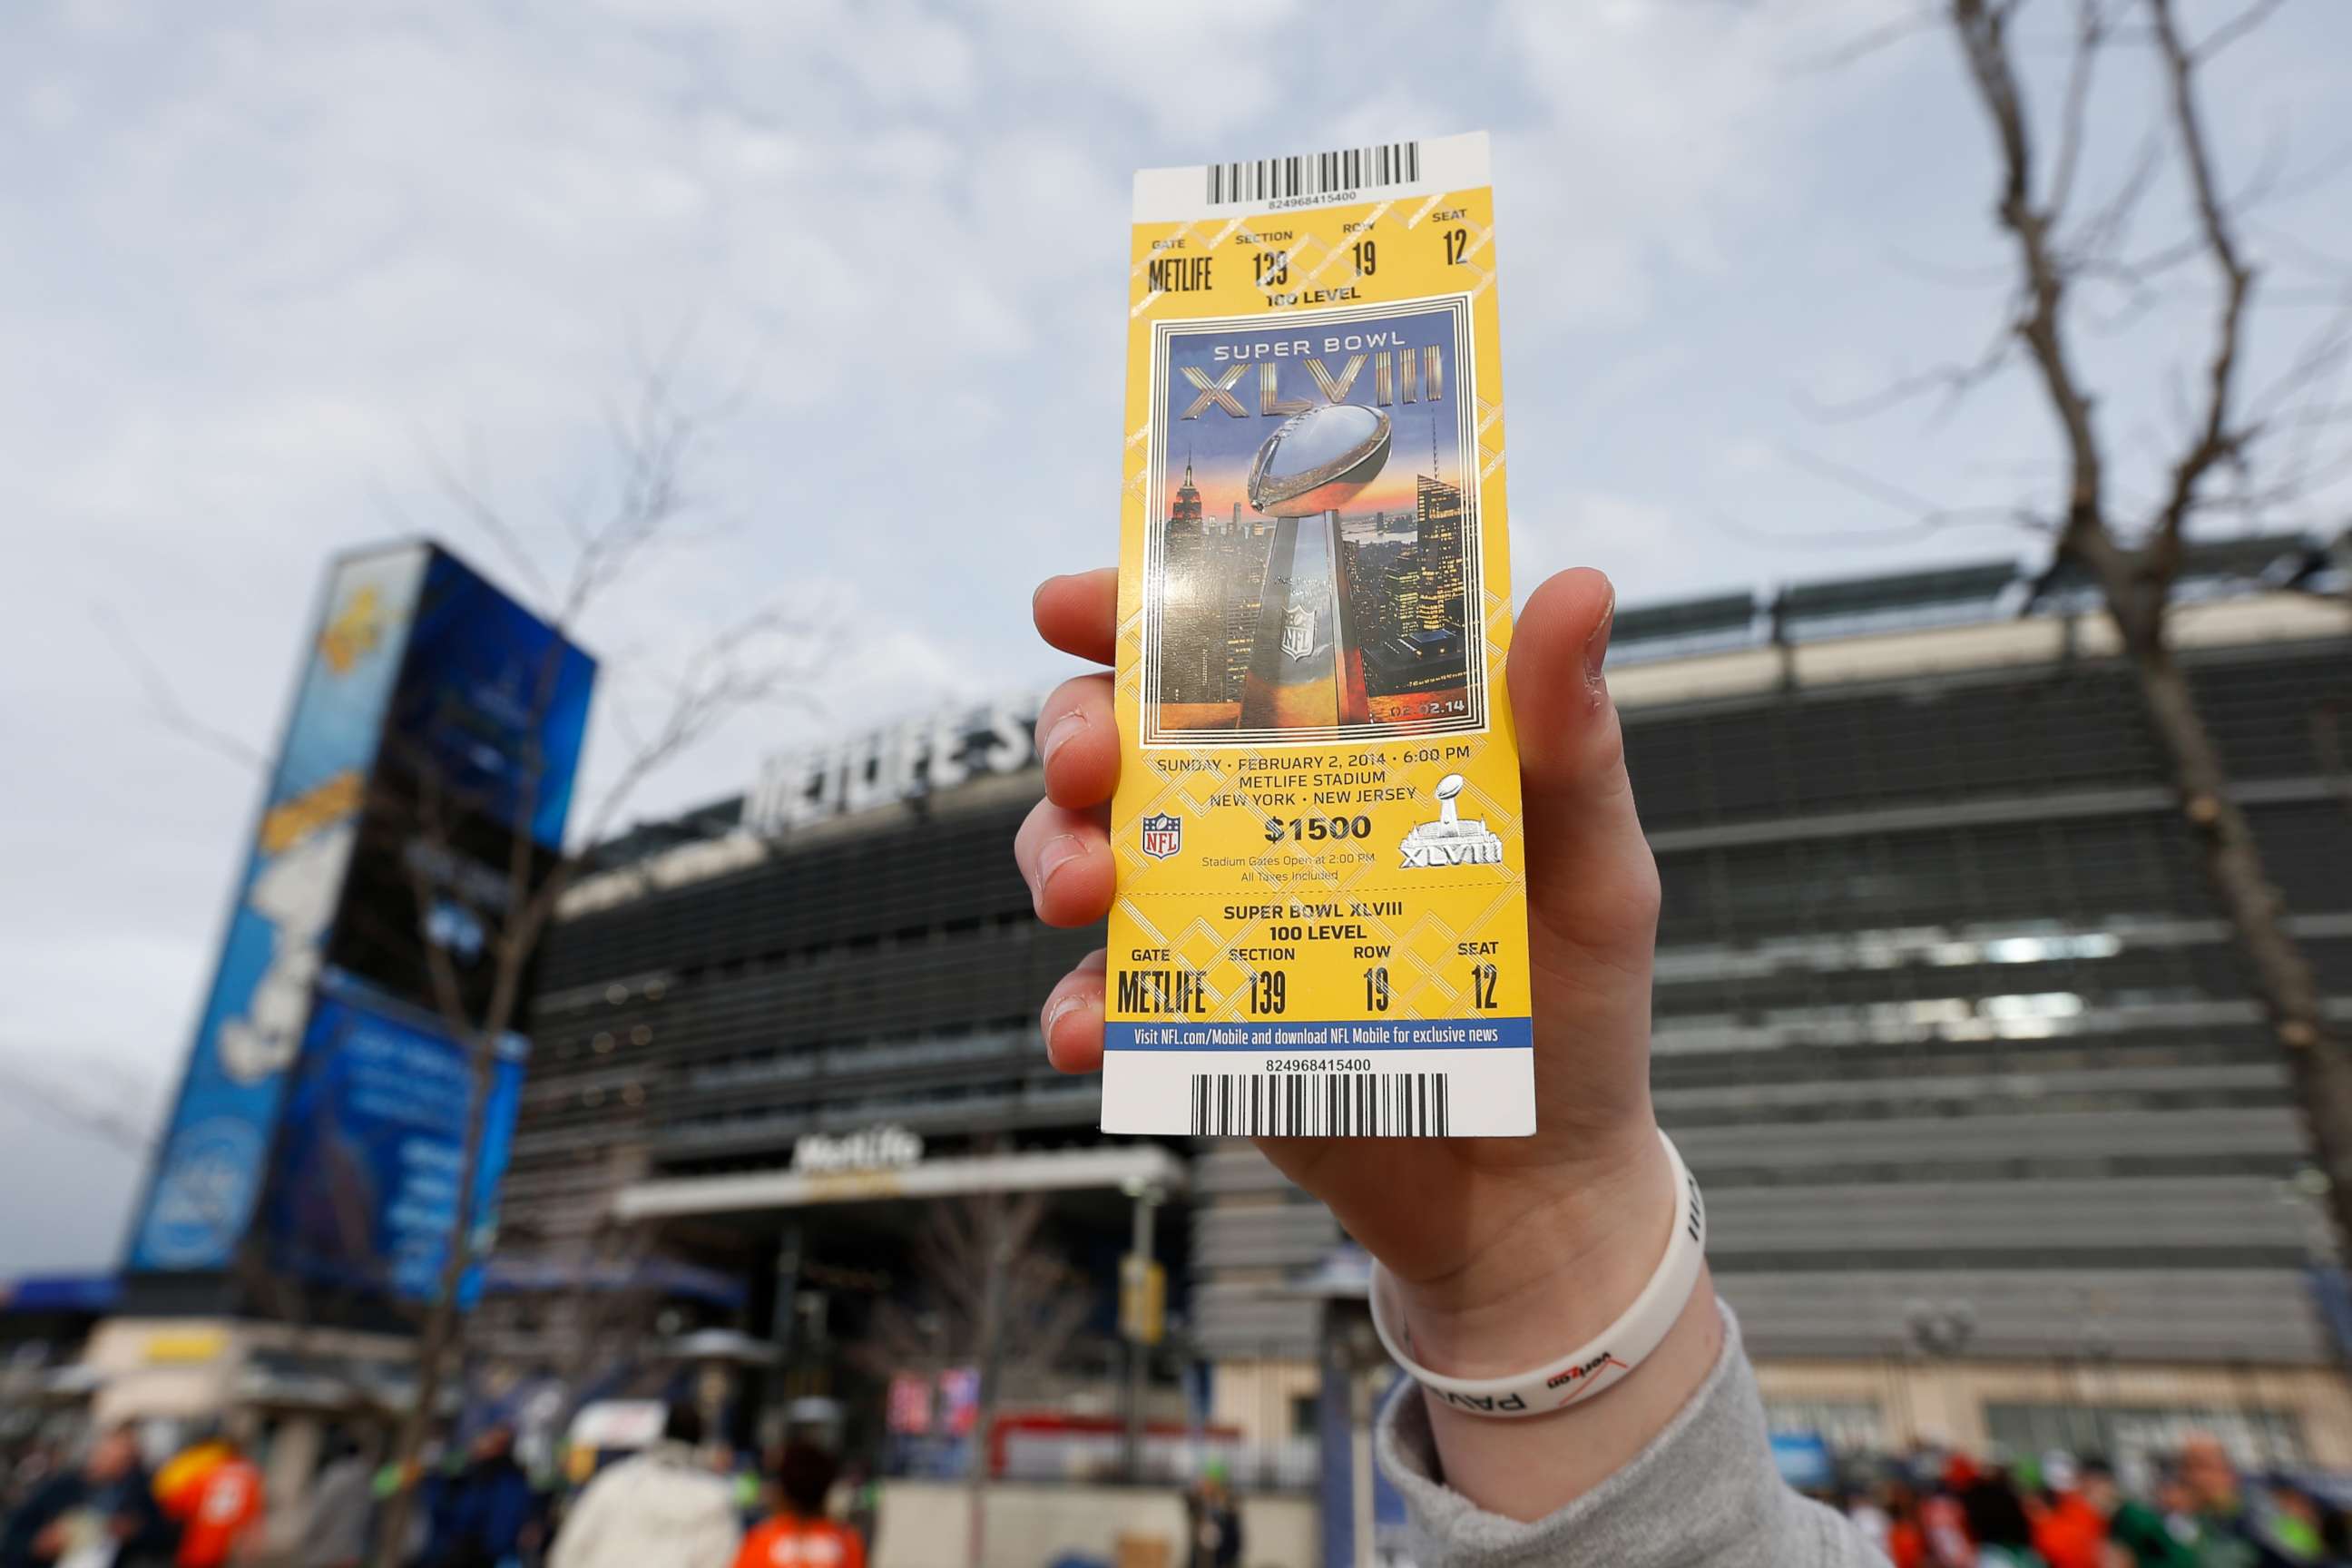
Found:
[1188,1072,1450,1137]
[1205,142,1422,206]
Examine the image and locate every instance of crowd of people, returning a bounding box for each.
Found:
[0,1426,263,1568]
[0,1405,870,1568]
[10,1397,2351,1568]
[1836,1436,2351,1567]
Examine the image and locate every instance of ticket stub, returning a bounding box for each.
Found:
[1102,132,1534,1138]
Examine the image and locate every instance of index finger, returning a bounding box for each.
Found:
[1034,569,1118,665]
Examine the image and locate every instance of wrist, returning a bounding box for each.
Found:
[1373,1125,1727,1521]
[1383,1122,1677,1379]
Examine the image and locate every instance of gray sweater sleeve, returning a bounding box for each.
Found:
[1375,1304,1890,1568]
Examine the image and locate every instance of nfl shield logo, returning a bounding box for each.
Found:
[1141,814,1181,859]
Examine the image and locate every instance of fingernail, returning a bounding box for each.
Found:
[1583,589,1616,710]
[1043,993,1085,1042]
[1042,710,1088,769]
[1036,834,1085,895]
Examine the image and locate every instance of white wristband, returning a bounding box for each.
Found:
[1367,1130,1706,1419]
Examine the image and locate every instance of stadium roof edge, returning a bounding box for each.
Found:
[1613,532,2337,649]
[564,553,2348,901]
[1607,586,2349,713]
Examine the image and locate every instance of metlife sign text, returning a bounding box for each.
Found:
[792,1124,924,1174]
[743,696,1040,838]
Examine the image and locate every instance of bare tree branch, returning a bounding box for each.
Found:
[2248,134,2352,224]
[1910,0,2352,1270]
[850,1191,1091,1388]
[97,342,826,1568]
[557,607,830,882]
[2246,290,2352,425]
[1765,445,2055,541]
[93,606,270,775]
[2143,0,2259,573]
[427,435,557,608]
[2191,0,2287,63]
[1795,309,2021,425]
[2043,0,2110,226]
[369,358,825,1568]
[0,1049,158,1153]
[2062,125,2167,268]
[1952,0,2114,574]
[403,768,482,1041]
[1787,5,1941,74]
[1882,246,2019,289]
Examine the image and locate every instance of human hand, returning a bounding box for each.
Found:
[1017,567,1707,1398]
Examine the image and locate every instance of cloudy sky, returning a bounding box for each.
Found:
[5,0,2348,1270]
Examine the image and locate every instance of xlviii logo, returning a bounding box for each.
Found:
[1398,773,1504,870]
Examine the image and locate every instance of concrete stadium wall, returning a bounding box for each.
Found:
[875,1480,1317,1568]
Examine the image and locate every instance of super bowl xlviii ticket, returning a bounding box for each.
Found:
[1102,132,1534,1139]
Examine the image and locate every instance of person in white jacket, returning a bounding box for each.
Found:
[548,1405,741,1568]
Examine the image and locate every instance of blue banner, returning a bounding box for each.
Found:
[267,972,526,1305]
[323,547,599,1022]
[1771,1431,1838,1493]
[130,546,431,1271]
[394,549,596,850]
[128,540,593,1295]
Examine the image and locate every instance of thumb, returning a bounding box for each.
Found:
[1505,567,1661,969]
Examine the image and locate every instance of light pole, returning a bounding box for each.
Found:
[1121,1177,1165,1481]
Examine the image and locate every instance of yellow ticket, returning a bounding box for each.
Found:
[1103,132,1534,1138]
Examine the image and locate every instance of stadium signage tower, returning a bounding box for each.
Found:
[116,542,593,1345]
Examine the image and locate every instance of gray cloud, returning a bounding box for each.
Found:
[3,0,2347,1268]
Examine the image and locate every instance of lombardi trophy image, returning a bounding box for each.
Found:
[1239,402,1391,730]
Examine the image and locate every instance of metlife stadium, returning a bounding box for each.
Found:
[489,535,2352,1479]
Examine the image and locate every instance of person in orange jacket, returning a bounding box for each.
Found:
[732,1445,862,1568]
[1880,1479,1928,1568]
[166,1433,262,1568]
[2030,1454,2109,1568]
[152,1436,230,1524]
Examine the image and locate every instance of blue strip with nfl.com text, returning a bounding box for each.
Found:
[1103,1018,1533,1051]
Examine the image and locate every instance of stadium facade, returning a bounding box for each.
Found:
[489,539,2352,1476]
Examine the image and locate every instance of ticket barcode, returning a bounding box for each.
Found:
[1189,1071,1451,1137]
[1204,142,1421,206]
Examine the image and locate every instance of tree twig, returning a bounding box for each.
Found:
[93,606,269,775]
[1794,309,2021,425]
[1769,445,2055,539]
[2043,0,2111,226]
[1952,0,2112,570]
[2143,0,2259,575]
[0,1049,158,1153]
